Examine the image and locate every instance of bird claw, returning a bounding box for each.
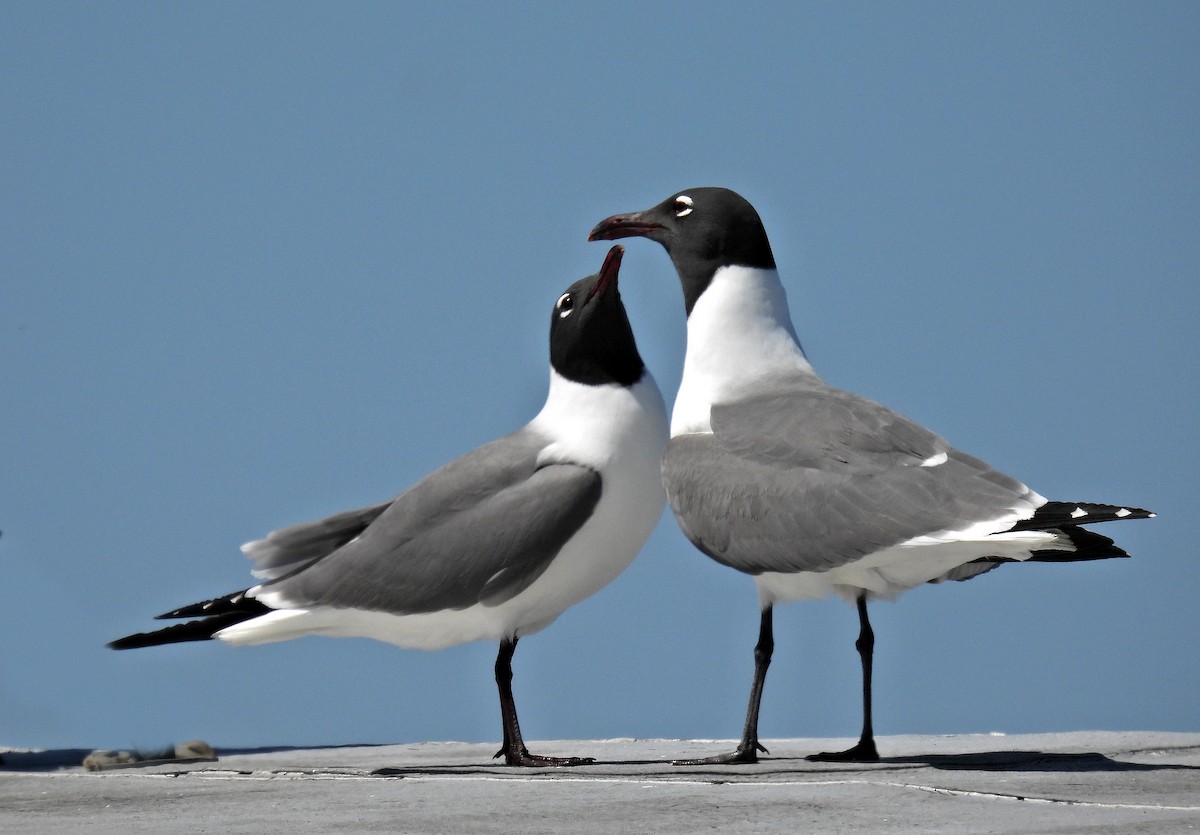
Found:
[506,752,595,767]
[496,745,594,767]
[672,742,765,766]
[805,740,879,763]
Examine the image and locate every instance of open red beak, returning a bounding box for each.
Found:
[586,245,624,304]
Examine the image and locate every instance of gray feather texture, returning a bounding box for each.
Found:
[244,500,395,580]
[260,427,602,614]
[664,381,1034,576]
[709,379,950,474]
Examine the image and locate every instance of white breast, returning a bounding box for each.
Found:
[672,265,814,436]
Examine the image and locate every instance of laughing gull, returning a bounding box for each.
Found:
[110,245,669,767]
[591,187,1153,764]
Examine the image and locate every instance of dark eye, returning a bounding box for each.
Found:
[556,292,574,318]
[674,194,694,217]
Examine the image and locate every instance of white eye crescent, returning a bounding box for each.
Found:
[674,194,694,217]
[556,292,575,318]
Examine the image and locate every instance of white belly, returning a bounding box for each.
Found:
[754,528,1065,606]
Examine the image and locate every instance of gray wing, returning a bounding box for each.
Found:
[664,386,1033,576]
[244,500,395,580]
[267,429,602,614]
[710,384,949,473]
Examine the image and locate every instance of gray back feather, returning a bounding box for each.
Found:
[709,382,949,473]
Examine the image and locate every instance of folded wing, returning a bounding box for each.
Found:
[265,429,603,614]
[665,385,1038,576]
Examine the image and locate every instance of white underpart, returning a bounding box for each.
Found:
[670,263,1062,607]
[217,370,669,650]
[671,265,814,436]
[755,492,1057,606]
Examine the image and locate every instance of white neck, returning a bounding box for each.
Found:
[531,369,668,469]
[671,265,814,436]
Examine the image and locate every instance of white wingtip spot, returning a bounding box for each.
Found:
[920,452,949,468]
[1071,506,1088,518]
[1116,508,1131,517]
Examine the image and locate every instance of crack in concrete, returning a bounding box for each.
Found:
[890,781,1200,812]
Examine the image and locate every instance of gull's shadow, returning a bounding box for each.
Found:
[9,745,1193,777]
[369,750,1200,778]
[876,750,1198,773]
[521,749,1200,776]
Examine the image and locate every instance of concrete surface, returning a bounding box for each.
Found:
[3,732,1198,833]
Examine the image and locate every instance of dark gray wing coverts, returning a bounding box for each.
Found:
[246,500,395,579]
[663,383,1032,576]
[265,428,602,614]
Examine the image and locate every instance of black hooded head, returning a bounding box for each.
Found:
[589,187,775,315]
[549,245,645,387]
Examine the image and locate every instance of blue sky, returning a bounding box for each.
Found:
[3,2,1197,751]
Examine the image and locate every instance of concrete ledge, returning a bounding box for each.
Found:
[3,732,1198,832]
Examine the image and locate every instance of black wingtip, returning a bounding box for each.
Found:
[110,608,267,650]
[109,619,217,650]
[155,589,267,620]
[1029,526,1131,562]
[1007,501,1155,532]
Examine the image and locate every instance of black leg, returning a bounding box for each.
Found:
[807,593,880,762]
[491,636,594,767]
[674,606,774,765]
[493,637,517,759]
